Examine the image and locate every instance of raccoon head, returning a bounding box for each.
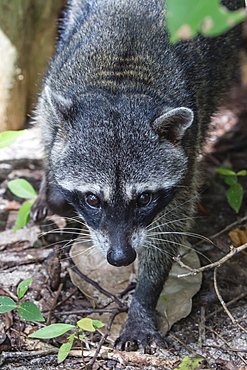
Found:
[41,87,193,267]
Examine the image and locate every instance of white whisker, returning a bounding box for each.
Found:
[146,236,212,263]
[149,231,212,243]
[147,216,197,232]
[39,230,89,237]
[69,245,95,259]
[143,241,175,261]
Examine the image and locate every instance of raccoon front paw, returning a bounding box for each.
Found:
[114,326,167,353]
[30,197,50,222]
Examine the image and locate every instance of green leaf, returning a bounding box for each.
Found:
[220,174,237,186]
[227,183,243,213]
[8,179,37,199]
[92,320,104,330]
[13,202,33,231]
[68,333,76,341]
[175,355,204,370]
[237,170,247,176]
[166,0,245,43]
[0,130,26,148]
[216,166,236,176]
[77,318,95,332]
[17,278,33,300]
[161,296,169,302]
[58,333,76,363]
[18,302,45,322]
[0,296,18,313]
[28,323,75,339]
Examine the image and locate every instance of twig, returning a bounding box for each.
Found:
[46,282,64,326]
[204,292,247,321]
[79,332,88,370]
[68,256,125,307]
[1,287,18,301]
[55,287,79,309]
[213,267,247,334]
[119,282,136,298]
[174,243,247,277]
[195,215,247,246]
[0,349,58,361]
[53,307,127,316]
[169,333,200,357]
[205,325,247,365]
[87,309,121,368]
[202,344,247,353]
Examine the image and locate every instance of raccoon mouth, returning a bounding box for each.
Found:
[107,246,136,267]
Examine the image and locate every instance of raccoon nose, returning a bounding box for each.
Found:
[107,246,136,267]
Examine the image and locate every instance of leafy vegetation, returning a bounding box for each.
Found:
[29,317,104,363]
[0,278,104,364]
[174,356,205,370]
[0,278,44,322]
[0,130,37,230]
[0,130,26,148]
[7,179,37,231]
[216,166,247,213]
[166,0,245,43]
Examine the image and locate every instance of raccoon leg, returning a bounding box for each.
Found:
[31,175,51,222]
[31,174,76,222]
[115,245,174,351]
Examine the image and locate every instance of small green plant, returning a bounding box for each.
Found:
[7,179,37,231]
[216,166,247,213]
[0,130,26,148]
[174,356,205,370]
[29,318,104,364]
[166,0,245,43]
[0,129,36,230]
[0,278,44,322]
[0,279,104,365]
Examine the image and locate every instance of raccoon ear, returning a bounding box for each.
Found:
[153,107,194,143]
[42,85,75,123]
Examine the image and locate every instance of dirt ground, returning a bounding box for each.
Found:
[0,80,247,368]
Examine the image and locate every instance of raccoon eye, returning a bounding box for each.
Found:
[85,193,100,208]
[137,192,152,207]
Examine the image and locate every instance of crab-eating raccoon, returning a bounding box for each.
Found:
[31,0,244,350]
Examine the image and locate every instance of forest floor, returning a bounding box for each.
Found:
[0,84,247,369]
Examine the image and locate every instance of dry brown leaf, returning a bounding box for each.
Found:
[228,226,247,247]
[69,239,202,340]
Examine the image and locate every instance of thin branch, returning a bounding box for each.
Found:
[53,307,127,316]
[205,325,247,365]
[169,333,200,357]
[195,215,247,246]
[46,282,64,325]
[0,349,58,361]
[68,255,125,308]
[202,344,247,353]
[55,287,79,309]
[87,309,121,368]
[174,243,247,278]
[204,292,247,321]
[1,287,18,301]
[213,267,247,334]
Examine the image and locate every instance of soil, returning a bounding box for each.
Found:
[0,86,247,369]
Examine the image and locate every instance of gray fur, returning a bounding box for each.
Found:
[32,0,243,349]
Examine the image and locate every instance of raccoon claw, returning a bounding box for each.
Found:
[30,198,50,222]
[114,328,167,353]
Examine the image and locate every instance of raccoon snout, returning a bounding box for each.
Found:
[107,245,136,267]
